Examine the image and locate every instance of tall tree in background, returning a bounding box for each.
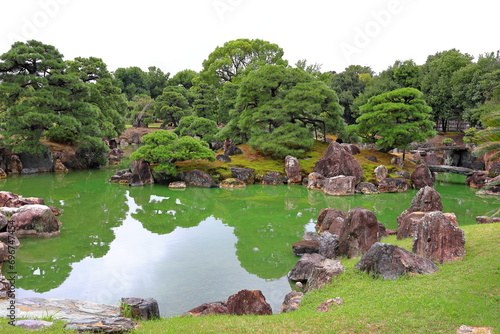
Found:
[420,49,473,131]
[168,69,197,89]
[153,90,191,127]
[0,40,111,164]
[353,88,435,160]
[198,38,288,86]
[113,66,151,100]
[147,66,170,99]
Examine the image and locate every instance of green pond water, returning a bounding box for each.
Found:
[1,169,498,317]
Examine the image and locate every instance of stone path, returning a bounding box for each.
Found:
[0,298,136,332]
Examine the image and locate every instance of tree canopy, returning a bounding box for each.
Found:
[353,88,435,156]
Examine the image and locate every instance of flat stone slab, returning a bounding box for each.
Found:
[0,298,136,332]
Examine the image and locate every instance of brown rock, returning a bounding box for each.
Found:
[314,142,364,183]
[129,159,154,187]
[0,191,45,208]
[323,176,356,196]
[337,207,383,258]
[391,156,403,169]
[0,169,6,179]
[285,156,302,184]
[316,208,347,233]
[292,240,320,256]
[423,153,440,165]
[466,171,489,188]
[315,297,344,312]
[10,204,61,237]
[279,291,303,314]
[307,172,326,190]
[183,301,228,317]
[340,143,360,155]
[6,155,22,174]
[411,164,435,189]
[168,181,186,189]
[412,211,466,264]
[305,259,345,292]
[53,159,68,172]
[397,212,425,239]
[180,169,217,188]
[476,216,500,224]
[120,298,160,320]
[226,289,272,316]
[378,178,409,193]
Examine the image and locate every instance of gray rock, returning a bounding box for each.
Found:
[323,176,356,196]
[216,154,232,162]
[318,232,339,259]
[355,242,439,280]
[374,165,388,182]
[314,142,364,183]
[13,320,54,330]
[307,172,326,190]
[355,182,379,194]
[180,169,218,188]
[129,159,154,187]
[285,155,302,184]
[305,259,345,292]
[378,178,409,193]
[120,297,160,320]
[65,317,136,332]
[231,167,255,184]
[279,291,303,313]
[288,253,325,281]
[292,240,320,256]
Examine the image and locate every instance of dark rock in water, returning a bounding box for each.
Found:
[323,176,356,196]
[216,154,232,162]
[10,204,61,237]
[364,156,379,163]
[231,167,255,184]
[378,178,409,193]
[0,191,45,208]
[19,149,53,172]
[226,289,272,316]
[183,301,228,317]
[260,171,286,185]
[355,242,439,280]
[120,298,160,320]
[314,142,364,183]
[279,291,303,313]
[13,320,54,330]
[412,211,466,264]
[337,207,383,258]
[307,172,326,190]
[466,171,489,189]
[129,159,154,187]
[110,172,134,184]
[355,182,379,194]
[108,148,124,165]
[411,164,435,189]
[340,143,360,155]
[288,253,325,281]
[318,232,340,259]
[292,240,320,256]
[180,169,218,188]
[285,155,302,184]
[305,259,344,292]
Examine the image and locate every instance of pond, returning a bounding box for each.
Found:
[1,169,498,317]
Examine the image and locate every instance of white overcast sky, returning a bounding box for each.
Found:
[0,0,498,75]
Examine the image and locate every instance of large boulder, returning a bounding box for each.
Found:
[378,178,409,193]
[314,142,364,183]
[412,211,466,264]
[355,243,439,280]
[129,159,154,187]
[19,150,53,173]
[475,175,500,195]
[337,207,383,258]
[285,156,302,184]
[307,172,326,190]
[288,253,325,282]
[226,289,272,316]
[411,164,435,189]
[224,141,243,156]
[323,176,356,196]
[397,212,425,239]
[466,171,489,189]
[305,259,345,292]
[340,143,360,155]
[231,167,255,184]
[316,208,347,233]
[180,169,218,188]
[279,291,303,314]
[10,204,61,237]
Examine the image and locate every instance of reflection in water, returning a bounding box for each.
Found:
[1,170,498,317]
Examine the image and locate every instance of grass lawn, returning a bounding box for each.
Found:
[2,223,498,333]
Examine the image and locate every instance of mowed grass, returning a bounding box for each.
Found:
[3,223,496,333]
